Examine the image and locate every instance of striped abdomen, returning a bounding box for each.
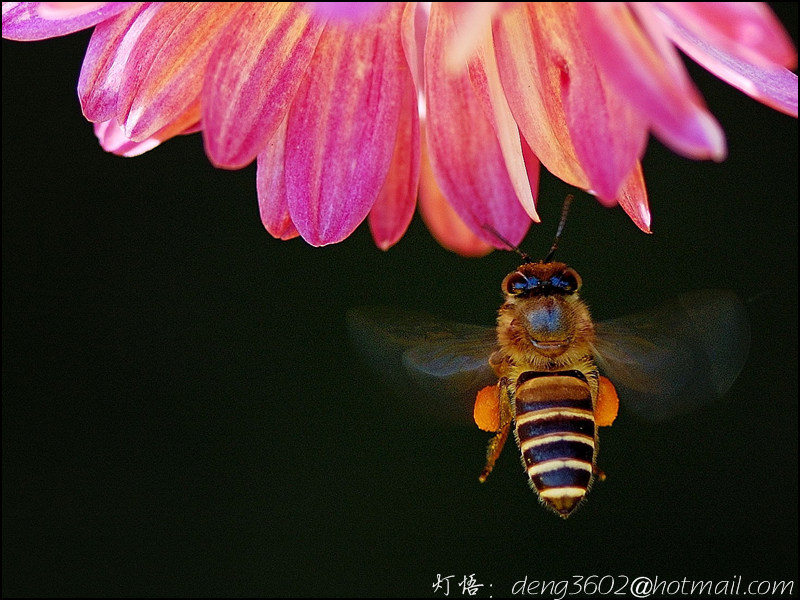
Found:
[513,370,596,518]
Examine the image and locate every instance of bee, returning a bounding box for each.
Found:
[348,198,750,518]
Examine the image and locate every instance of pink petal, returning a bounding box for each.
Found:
[537,4,649,204]
[257,116,299,241]
[658,7,798,117]
[94,101,200,157]
[368,62,420,251]
[493,4,588,192]
[468,26,540,221]
[307,2,388,23]
[202,3,324,169]
[443,2,504,71]
[2,1,129,40]
[419,130,493,257]
[38,2,109,20]
[94,118,160,157]
[399,2,426,93]
[424,3,532,249]
[284,4,407,246]
[365,1,425,251]
[616,163,651,234]
[654,2,797,70]
[78,3,156,123]
[495,4,649,204]
[114,3,240,142]
[577,3,727,162]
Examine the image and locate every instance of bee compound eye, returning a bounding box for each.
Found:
[549,275,569,292]
[560,268,581,293]
[505,272,530,295]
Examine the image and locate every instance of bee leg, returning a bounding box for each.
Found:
[593,465,607,482]
[479,423,510,483]
[479,380,513,483]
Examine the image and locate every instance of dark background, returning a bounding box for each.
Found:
[3,4,797,597]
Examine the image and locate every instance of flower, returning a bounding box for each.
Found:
[3,2,797,255]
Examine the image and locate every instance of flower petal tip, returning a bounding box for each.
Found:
[94,119,161,157]
[696,112,728,163]
[37,2,107,20]
[632,204,652,234]
[660,109,728,162]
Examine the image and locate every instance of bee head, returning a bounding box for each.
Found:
[499,261,588,359]
[501,262,582,299]
[492,195,592,359]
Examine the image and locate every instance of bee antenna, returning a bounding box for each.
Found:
[543,194,574,263]
[481,224,533,263]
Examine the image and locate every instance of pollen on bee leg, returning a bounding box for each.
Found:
[595,376,619,427]
[474,385,500,432]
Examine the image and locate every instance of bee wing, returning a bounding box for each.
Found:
[347,306,498,425]
[592,289,750,422]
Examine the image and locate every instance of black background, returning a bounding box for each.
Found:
[3,4,797,597]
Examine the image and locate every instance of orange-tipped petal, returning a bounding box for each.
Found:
[257,116,299,241]
[425,3,532,249]
[285,4,407,246]
[520,136,542,211]
[419,129,493,258]
[616,163,651,234]
[577,3,727,162]
[111,3,240,143]
[202,3,324,169]
[368,63,420,251]
[2,1,128,40]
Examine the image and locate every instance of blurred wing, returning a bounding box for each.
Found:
[347,306,498,425]
[592,289,750,422]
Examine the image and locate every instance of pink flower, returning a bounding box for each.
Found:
[3,2,797,255]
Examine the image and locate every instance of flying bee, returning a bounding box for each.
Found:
[476,259,606,517]
[348,197,750,518]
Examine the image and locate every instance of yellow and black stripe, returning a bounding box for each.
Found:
[513,370,596,518]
